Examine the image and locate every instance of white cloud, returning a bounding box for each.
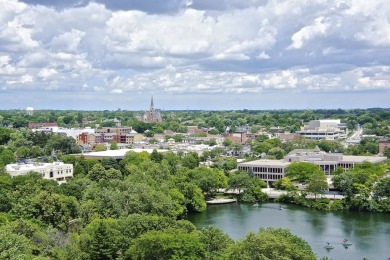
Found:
[288,17,330,50]
[111,89,123,94]
[0,0,390,109]
[38,68,58,80]
[6,73,33,84]
[48,29,86,53]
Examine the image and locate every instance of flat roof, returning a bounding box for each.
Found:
[341,155,387,163]
[238,155,387,167]
[238,159,290,167]
[75,148,169,160]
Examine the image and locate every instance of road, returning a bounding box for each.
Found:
[343,125,363,146]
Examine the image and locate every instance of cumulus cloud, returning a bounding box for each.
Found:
[288,17,330,50]
[0,0,390,109]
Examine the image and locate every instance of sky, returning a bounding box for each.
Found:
[1,0,390,111]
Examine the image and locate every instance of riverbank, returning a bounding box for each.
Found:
[206,198,237,204]
[262,188,345,200]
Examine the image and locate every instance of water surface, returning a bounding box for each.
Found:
[187,202,390,260]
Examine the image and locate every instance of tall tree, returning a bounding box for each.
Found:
[286,162,323,183]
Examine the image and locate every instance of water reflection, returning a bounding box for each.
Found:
[187,202,390,260]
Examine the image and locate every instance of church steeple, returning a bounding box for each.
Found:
[140,96,161,123]
[149,96,155,120]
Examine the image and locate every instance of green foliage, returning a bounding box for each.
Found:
[83,180,179,218]
[0,228,34,259]
[223,138,232,147]
[168,188,186,217]
[195,132,207,137]
[273,177,297,192]
[44,134,81,155]
[329,199,344,211]
[383,148,390,158]
[305,173,328,198]
[179,182,207,213]
[31,191,79,231]
[0,148,16,165]
[228,170,252,194]
[221,227,316,260]
[149,137,158,144]
[150,149,163,163]
[241,185,268,203]
[94,144,107,152]
[80,219,123,259]
[1,108,390,258]
[317,139,344,153]
[286,162,323,183]
[181,152,200,169]
[109,141,118,150]
[127,229,206,260]
[208,129,219,135]
[121,151,150,167]
[0,127,13,145]
[267,147,286,159]
[373,177,390,198]
[200,226,234,260]
[191,167,228,198]
[211,157,238,174]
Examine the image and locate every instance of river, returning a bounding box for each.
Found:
[187,202,390,260]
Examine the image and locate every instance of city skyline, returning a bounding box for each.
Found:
[1,0,390,110]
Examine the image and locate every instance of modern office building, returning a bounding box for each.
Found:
[6,162,73,183]
[296,119,347,140]
[238,147,387,186]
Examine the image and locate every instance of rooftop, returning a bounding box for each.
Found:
[239,159,291,167]
[76,148,169,160]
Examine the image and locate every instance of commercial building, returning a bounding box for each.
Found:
[296,119,347,140]
[6,162,73,183]
[32,126,95,139]
[238,147,387,186]
[77,148,169,160]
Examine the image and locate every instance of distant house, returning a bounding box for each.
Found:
[28,122,58,129]
[379,140,390,154]
[187,126,208,135]
[126,132,144,144]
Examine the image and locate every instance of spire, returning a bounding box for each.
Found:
[151,96,154,108]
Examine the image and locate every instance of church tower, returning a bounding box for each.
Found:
[149,96,155,122]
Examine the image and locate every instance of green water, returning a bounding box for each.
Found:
[187,202,390,260]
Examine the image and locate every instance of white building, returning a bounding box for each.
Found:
[296,119,347,140]
[32,126,95,139]
[6,162,73,183]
